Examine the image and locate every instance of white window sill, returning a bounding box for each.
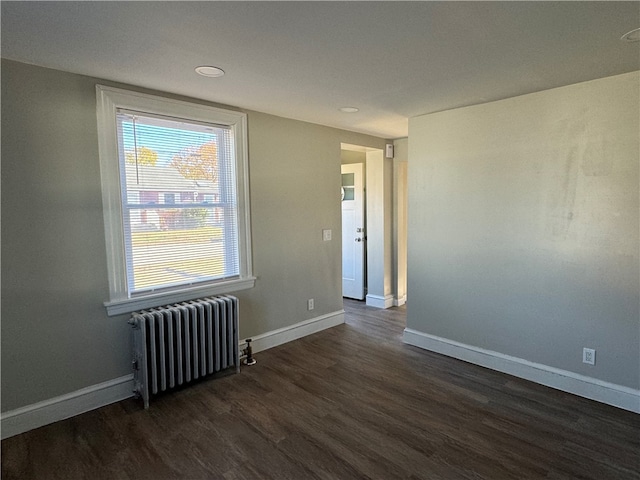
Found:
[104,277,256,316]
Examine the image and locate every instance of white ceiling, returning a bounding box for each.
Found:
[2,1,638,139]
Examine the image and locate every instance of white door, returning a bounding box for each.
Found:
[342,163,365,300]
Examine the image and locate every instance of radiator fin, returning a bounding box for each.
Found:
[130,295,239,408]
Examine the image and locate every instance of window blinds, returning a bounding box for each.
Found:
[116,109,239,296]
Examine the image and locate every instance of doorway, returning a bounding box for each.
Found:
[340,143,386,304]
[341,141,408,308]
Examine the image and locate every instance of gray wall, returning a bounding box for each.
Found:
[1,59,386,412]
[365,150,394,303]
[407,72,639,389]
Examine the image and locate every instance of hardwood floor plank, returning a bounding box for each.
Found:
[275,432,369,480]
[2,299,639,479]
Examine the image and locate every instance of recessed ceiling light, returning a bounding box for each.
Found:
[621,28,640,42]
[339,107,359,113]
[195,66,225,77]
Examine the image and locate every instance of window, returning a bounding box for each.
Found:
[96,86,254,316]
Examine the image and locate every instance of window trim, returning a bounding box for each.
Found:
[96,85,254,316]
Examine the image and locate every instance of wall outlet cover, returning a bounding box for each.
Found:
[583,348,596,365]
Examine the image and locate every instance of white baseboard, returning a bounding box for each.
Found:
[1,375,135,440]
[1,311,345,440]
[366,294,394,309]
[0,310,344,439]
[241,310,345,354]
[403,328,640,414]
[393,295,406,307]
[1,311,346,440]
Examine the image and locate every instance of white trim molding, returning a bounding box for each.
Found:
[105,277,256,316]
[1,311,346,439]
[96,85,253,316]
[240,310,345,354]
[403,328,640,414]
[1,375,135,440]
[366,294,394,309]
[393,295,407,307]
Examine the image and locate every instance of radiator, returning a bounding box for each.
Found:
[129,295,240,408]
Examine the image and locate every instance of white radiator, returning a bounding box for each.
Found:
[129,295,239,408]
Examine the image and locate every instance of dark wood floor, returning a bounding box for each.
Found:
[3,300,639,479]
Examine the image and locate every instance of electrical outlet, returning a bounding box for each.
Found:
[322,229,332,241]
[307,298,314,311]
[583,347,596,365]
